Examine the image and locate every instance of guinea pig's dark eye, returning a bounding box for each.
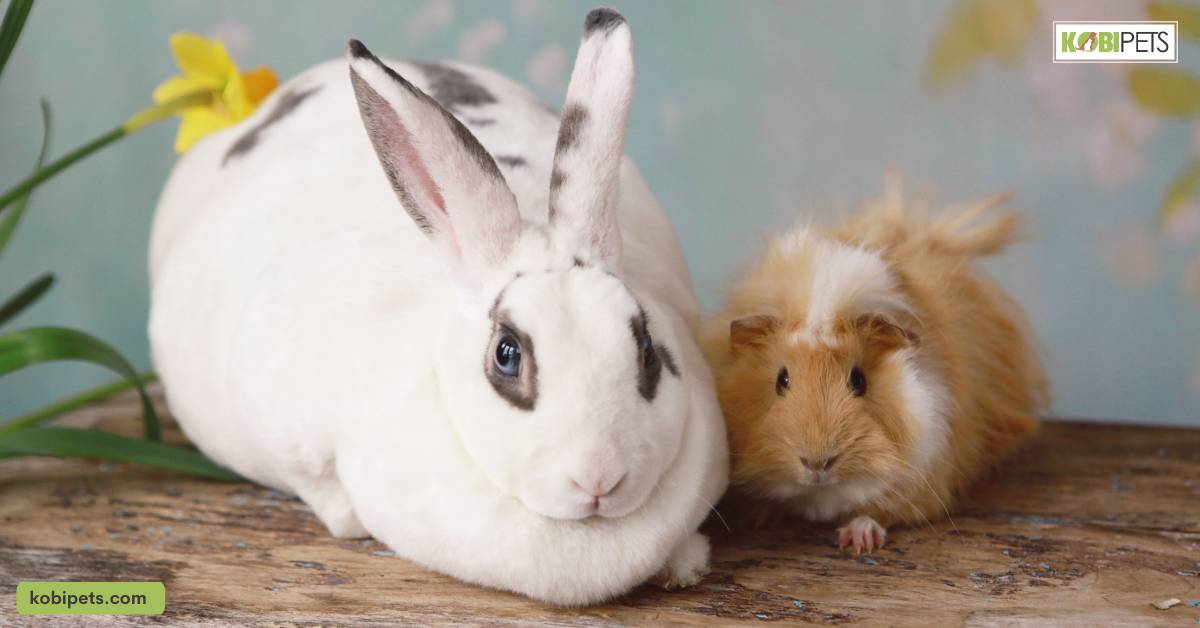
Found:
[849,366,867,397]
[775,367,790,396]
[494,333,521,378]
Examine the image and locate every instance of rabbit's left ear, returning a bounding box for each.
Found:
[549,8,633,266]
[346,40,521,281]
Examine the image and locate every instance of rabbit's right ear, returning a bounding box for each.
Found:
[549,8,634,267]
[346,40,521,279]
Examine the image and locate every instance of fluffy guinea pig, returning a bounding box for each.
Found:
[702,180,1049,553]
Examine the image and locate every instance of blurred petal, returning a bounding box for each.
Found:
[222,72,253,120]
[170,32,236,80]
[242,66,278,105]
[175,107,234,154]
[152,75,216,104]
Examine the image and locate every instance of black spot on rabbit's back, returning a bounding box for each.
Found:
[413,61,497,113]
[495,155,527,168]
[223,86,322,166]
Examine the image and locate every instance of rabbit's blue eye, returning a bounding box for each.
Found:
[640,331,653,360]
[494,334,521,377]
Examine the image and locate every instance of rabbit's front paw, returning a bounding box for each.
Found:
[652,532,710,590]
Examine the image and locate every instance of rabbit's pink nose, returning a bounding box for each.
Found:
[572,473,625,498]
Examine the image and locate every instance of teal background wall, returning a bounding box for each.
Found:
[1,0,1197,426]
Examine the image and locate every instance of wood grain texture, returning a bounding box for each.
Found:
[0,389,1197,626]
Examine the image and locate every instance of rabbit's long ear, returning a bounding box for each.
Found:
[549,8,633,265]
[347,40,521,277]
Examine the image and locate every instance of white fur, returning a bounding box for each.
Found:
[782,478,891,522]
[148,14,727,606]
[784,232,911,347]
[894,350,951,472]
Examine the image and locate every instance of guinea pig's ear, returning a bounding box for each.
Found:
[730,315,780,354]
[854,313,919,354]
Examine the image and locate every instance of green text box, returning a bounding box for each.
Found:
[16,582,165,615]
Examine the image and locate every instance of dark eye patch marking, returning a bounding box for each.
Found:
[223,86,322,166]
[584,8,626,37]
[413,61,497,113]
[657,343,679,377]
[631,308,666,401]
[494,155,527,168]
[485,315,538,411]
[486,282,537,411]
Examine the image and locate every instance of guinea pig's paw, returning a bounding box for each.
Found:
[652,532,711,590]
[837,516,887,555]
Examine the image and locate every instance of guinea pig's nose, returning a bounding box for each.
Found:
[800,455,839,472]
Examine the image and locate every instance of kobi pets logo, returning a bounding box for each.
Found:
[1054,21,1178,63]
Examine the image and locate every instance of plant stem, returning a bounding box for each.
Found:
[0,125,126,215]
[0,90,211,216]
[1,370,158,433]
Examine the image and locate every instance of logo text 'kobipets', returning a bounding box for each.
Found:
[1054,22,1178,63]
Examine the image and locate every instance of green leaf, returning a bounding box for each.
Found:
[0,427,242,481]
[0,0,34,84]
[0,272,52,326]
[0,327,161,440]
[0,98,51,255]
[1162,159,1200,223]
[1,370,156,432]
[1148,1,1200,43]
[1129,68,1200,117]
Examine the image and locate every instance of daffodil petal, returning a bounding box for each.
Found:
[222,72,254,120]
[174,107,234,154]
[170,32,236,82]
[152,75,217,105]
[242,66,279,105]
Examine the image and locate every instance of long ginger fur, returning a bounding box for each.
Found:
[702,181,1049,547]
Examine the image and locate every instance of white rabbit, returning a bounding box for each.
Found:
[147,8,728,605]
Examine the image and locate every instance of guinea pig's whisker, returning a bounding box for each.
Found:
[862,468,940,536]
[702,495,732,533]
[872,452,959,535]
[661,469,732,533]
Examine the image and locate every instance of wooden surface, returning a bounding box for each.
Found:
[1,389,1198,626]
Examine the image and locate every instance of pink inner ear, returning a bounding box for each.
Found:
[392,117,446,214]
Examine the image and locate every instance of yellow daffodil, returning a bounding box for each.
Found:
[152,33,278,153]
